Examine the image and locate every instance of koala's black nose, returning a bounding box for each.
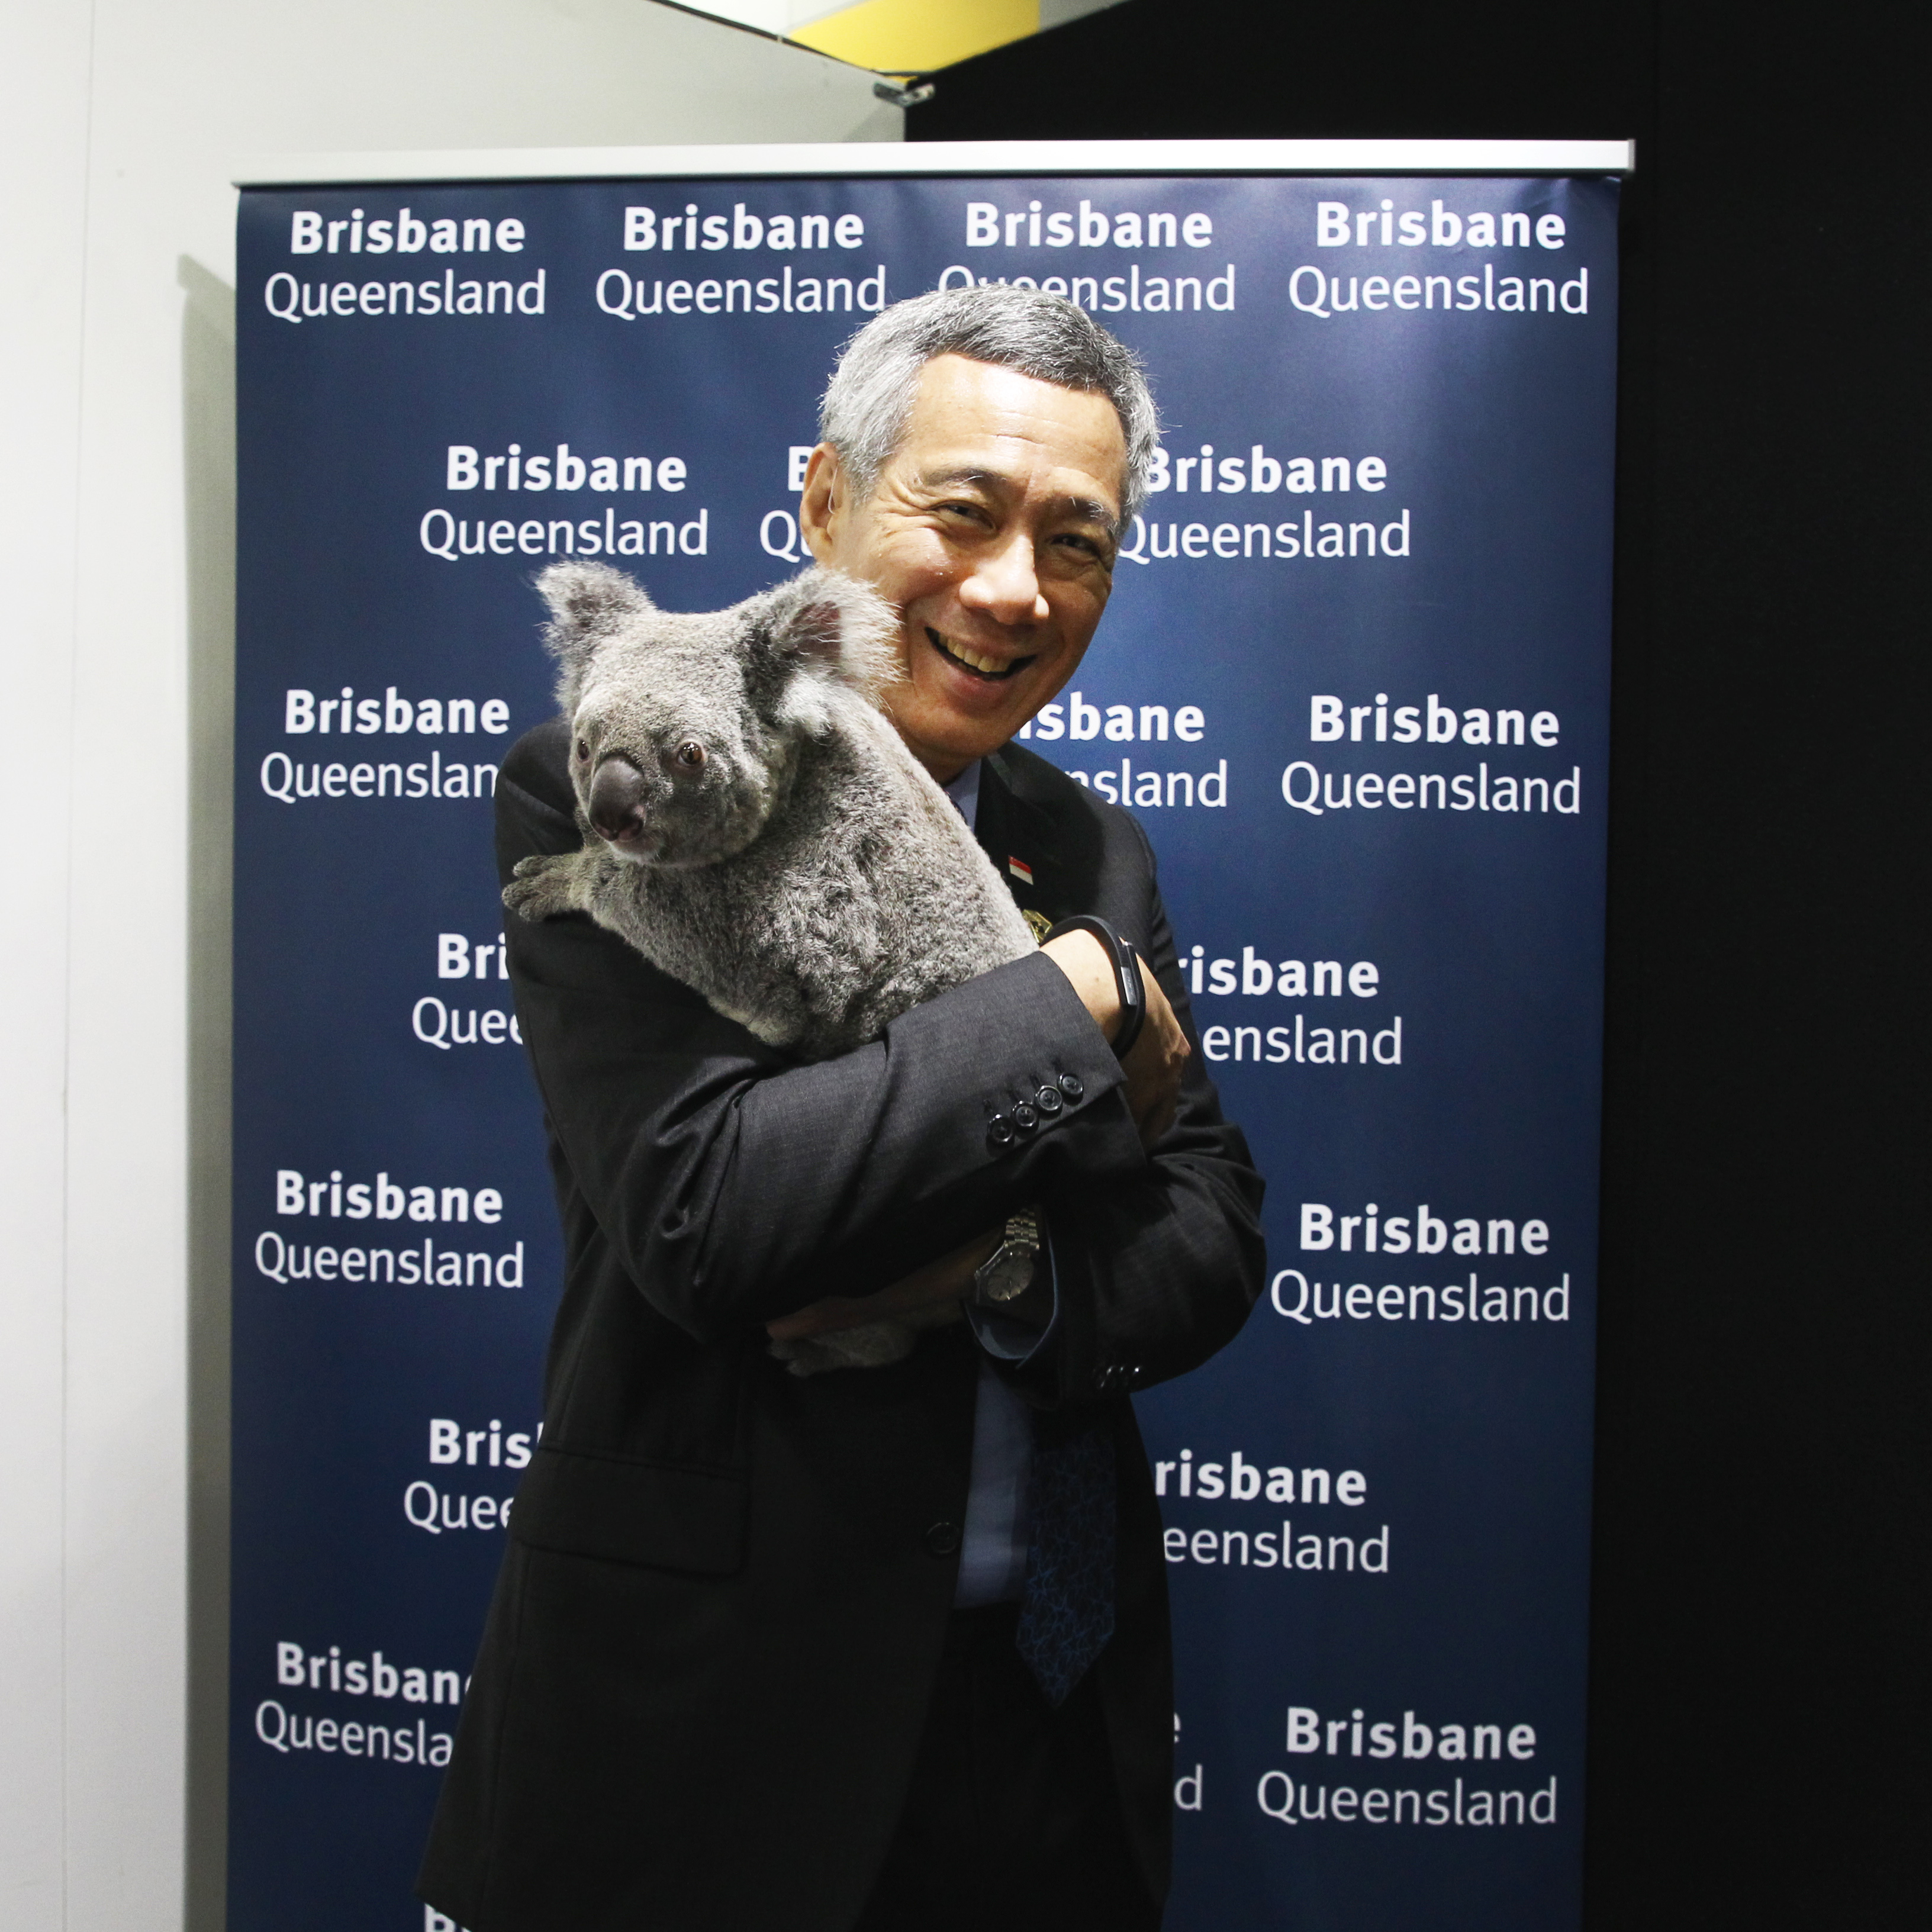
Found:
[588,756,649,843]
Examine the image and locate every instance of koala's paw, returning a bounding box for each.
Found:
[503,854,585,923]
[768,1320,918,1379]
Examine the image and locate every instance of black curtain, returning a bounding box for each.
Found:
[915,8,1921,1924]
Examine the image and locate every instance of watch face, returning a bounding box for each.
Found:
[980,1244,1036,1303]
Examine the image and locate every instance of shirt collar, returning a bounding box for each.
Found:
[942,758,983,831]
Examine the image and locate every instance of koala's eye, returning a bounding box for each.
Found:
[674,739,706,770]
[574,738,590,762]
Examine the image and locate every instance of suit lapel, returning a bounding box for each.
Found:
[975,749,1080,938]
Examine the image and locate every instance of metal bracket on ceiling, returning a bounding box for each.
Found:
[872,78,936,108]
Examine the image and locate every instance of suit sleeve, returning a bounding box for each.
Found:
[497,733,1149,1342]
[1012,831,1268,1403]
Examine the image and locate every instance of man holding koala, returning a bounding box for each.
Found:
[421,286,1264,1932]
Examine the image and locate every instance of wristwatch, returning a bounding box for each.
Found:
[973,1208,1043,1306]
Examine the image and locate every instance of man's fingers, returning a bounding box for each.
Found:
[766,1296,863,1341]
[1118,962,1190,1149]
[1139,962,1189,1054]
[765,1226,1003,1341]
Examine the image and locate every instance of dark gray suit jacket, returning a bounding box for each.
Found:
[420,719,1265,1931]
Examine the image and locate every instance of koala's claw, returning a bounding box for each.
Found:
[503,854,584,922]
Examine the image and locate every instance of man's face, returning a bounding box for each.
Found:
[798,353,1128,782]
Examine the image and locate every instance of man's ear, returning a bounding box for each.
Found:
[534,562,653,710]
[796,443,845,565]
[752,566,897,698]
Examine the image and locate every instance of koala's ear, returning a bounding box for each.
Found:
[751,566,897,698]
[534,562,653,709]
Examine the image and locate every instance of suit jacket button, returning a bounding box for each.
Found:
[923,1520,961,1557]
[1033,1084,1064,1116]
[986,1115,1015,1150]
[1012,1100,1039,1131]
[1057,1072,1084,1102]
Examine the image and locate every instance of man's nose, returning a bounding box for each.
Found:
[588,756,649,842]
[958,529,1049,626]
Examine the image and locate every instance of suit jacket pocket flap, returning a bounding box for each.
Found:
[510,1444,746,1575]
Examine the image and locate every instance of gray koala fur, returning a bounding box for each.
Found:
[503,559,1038,1374]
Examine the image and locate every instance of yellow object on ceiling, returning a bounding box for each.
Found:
[788,0,1041,75]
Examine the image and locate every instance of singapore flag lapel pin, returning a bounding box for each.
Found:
[1007,856,1034,886]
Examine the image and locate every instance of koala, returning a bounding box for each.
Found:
[503,560,1038,1375]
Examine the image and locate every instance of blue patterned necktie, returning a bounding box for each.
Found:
[1015,1411,1118,1705]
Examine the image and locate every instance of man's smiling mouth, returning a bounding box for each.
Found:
[926,626,1036,682]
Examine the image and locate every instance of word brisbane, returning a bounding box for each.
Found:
[1301,1203,1548,1255]
[288,208,523,255]
[624,204,864,253]
[1316,199,1567,251]
[1189,951,1379,999]
[1287,1705,1537,1762]
[429,1417,534,1469]
[438,933,509,981]
[446,444,685,494]
[1312,694,1559,746]
[1024,693,1205,743]
[1155,1451,1365,1503]
[965,198,1214,251]
[284,688,507,736]
[276,1641,462,1705]
[275,1169,504,1223]
[1147,449,1386,496]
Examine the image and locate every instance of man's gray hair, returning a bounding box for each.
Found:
[819,284,1160,524]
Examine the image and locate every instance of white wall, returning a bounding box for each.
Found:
[0,8,894,1927]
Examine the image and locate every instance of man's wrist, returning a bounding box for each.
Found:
[1040,930,1123,1042]
[1043,917,1145,1061]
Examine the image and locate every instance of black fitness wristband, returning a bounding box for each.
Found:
[1044,915,1147,1061]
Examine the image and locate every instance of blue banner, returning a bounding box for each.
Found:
[233,161,1617,1931]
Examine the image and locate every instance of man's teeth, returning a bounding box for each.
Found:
[933,631,1025,677]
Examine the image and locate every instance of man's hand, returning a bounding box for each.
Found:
[1040,930,1190,1149]
[765,1225,1004,1344]
[1120,967,1190,1148]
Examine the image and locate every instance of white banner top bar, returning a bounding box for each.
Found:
[235,137,1633,189]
